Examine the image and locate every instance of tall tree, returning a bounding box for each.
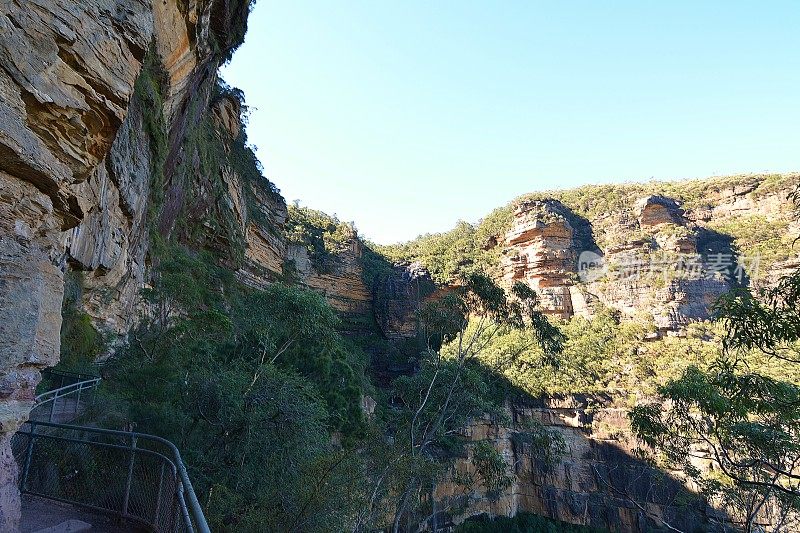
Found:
[630,186,800,532]
[355,273,565,532]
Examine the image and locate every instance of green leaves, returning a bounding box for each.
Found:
[470,441,512,497]
[99,244,372,531]
[376,271,568,528]
[378,220,503,284]
[286,205,356,273]
[632,360,800,500]
[631,218,800,530]
[714,271,800,363]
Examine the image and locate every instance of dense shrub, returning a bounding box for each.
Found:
[58,272,104,373]
[94,245,370,531]
[446,306,800,402]
[286,205,356,273]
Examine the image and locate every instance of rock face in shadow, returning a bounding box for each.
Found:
[373,262,437,340]
[438,397,720,532]
[636,195,685,227]
[61,94,154,335]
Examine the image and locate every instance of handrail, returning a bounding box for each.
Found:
[29,376,102,424]
[35,377,101,404]
[13,420,211,533]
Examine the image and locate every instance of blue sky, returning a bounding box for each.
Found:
[221,1,799,244]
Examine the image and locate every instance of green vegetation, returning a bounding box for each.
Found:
[382,173,797,284]
[93,244,369,531]
[361,275,566,532]
[81,254,570,531]
[456,513,609,533]
[631,187,800,533]
[708,214,793,270]
[470,440,513,497]
[134,46,168,235]
[516,173,797,218]
[447,306,800,405]
[361,240,398,289]
[379,219,503,284]
[58,272,104,373]
[375,200,514,285]
[286,204,356,273]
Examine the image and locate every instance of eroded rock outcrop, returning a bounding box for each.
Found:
[61,94,153,335]
[636,195,685,227]
[0,1,158,527]
[0,0,250,528]
[440,397,719,532]
[501,200,597,318]
[498,182,799,332]
[288,239,373,316]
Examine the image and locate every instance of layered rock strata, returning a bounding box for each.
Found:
[499,181,798,332]
[440,396,721,532]
[0,1,156,527]
[0,0,250,528]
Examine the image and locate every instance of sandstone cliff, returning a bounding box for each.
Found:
[440,396,725,532]
[381,173,798,532]
[0,1,154,526]
[498,175,799,332]
[364,394,724,532]
[0,0,251,528]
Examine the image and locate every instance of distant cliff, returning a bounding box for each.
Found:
[498,175,799,331]
[384,173,799,335]
[381,173,799,531]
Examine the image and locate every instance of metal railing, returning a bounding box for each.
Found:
[12,369,211,532]
[31,374,101,423]
[13,421,210,533]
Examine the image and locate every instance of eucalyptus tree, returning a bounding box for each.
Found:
[631,186,800,532]
[354,273,565,532]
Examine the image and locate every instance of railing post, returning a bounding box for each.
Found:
[121,434,137,517]
[176,462,209,533]
[75,384,82,418]
[20,422,37,491]
[48,389,57,422]
[154,462,165,527]
[176,481,195,533]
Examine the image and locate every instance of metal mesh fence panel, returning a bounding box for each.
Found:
[12,421,204,533]
[29,373,100,424]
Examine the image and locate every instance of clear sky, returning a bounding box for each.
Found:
[221,1,799,244]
